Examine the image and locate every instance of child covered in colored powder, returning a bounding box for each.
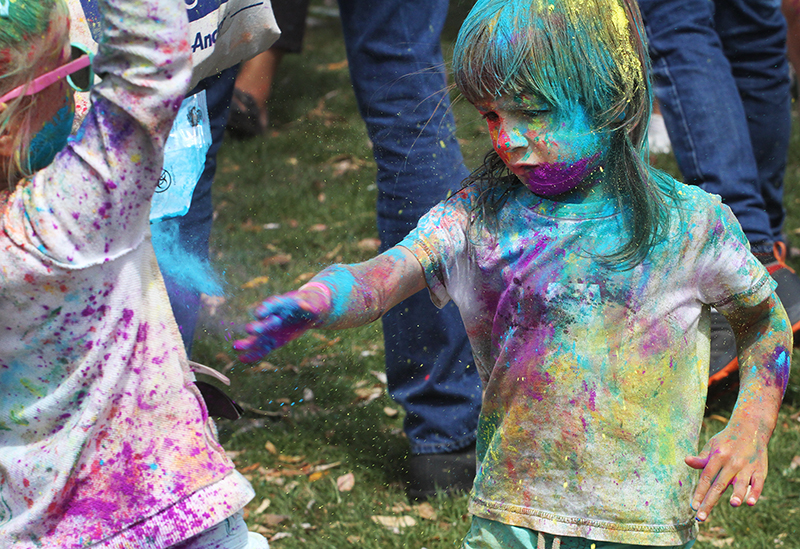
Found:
[234,0,792,547]
[0,1,266,548]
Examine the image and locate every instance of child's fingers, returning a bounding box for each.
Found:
[233,334,277,363]
[746,472,765,506]
[728,475,746,507]
[684,453,709,471]
[695,461,738,521]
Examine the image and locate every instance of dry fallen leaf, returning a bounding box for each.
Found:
[310,224,328,232]
[253,498,271,515]
[262,514,290,527]
[269,532,292,542]
[337,472,355,492]
[265,441,278,455]
[293,272,315,284]
[308,471,324,482]
[371,515,416,529]
[278,454,305,463]
[357,238,381,251]
[262,253,292,267]
[391,502,411,513]
[370,370,388,385]
[240,462,260,473]
[789,455,800,471]
[241,276,270,289]
[354,386,383,403]
[383,406,399,417]
[346,535,361,544]
[414,502,438,521]
[708,414,729,424]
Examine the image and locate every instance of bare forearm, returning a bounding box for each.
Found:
[297,247,426,330]
[727,294,791,432]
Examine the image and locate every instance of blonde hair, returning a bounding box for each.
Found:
[0,0,70,187]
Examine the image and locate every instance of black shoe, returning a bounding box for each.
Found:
[226,88,267,139]
[405,443,476,502]
[708,310,739,398]
[754,242,800,340]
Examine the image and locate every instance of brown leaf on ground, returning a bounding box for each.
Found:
[240,462,260,473]
[261,514,290,527]
[346,535,361,544]
[241,276,270,289]
[324,243,344,261]
[264,441,278,455]
[262,253,292,267]
[383,406,399,417]
[310,223,327,232]
[278,454,305,464]
[414,502,438,521]
[241,219,262,232]
[252,498,271,515]
[318,59,349,71]
[371,515,416,528]
[354,385,383,403]
[337,472,355,492]
[268,532,292,541]
[789,455,800,471]
[357,238,381,251]
[293,272,315,284]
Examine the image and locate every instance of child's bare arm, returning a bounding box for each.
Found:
[234,246,427,363]
[685,292,791,522]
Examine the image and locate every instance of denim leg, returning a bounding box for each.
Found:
[337,0,481,454]
[638,0,789,248]
[714,0,791,244]
[161,66,238,355]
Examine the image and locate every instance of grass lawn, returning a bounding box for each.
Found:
[191,2,800,547]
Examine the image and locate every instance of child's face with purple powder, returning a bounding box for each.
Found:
[475,92,610,201]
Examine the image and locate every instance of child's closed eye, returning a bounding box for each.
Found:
[482,111,500,123]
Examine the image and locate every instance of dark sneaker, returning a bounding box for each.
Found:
[405,443,476,502]
[754,242,800,340]
[708,310,739,398]
[709,242,800,397]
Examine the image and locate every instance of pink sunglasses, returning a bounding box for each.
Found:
[0,43,94,105]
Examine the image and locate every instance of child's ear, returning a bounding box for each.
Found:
[0,103,13,158]
[0,134,14,158]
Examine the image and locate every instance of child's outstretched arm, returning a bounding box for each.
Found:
[686,292,791,522]
[234,246,426,363]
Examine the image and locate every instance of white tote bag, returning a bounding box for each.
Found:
[68,0,281,89]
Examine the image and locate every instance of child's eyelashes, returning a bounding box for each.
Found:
[523,109,549,118]
[482,111,499,123]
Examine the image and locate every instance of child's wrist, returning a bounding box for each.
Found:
[296,282,332,327]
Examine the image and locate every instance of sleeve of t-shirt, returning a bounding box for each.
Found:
[398,192,472,309]
[6,0,192,268]
[693,195,776,312]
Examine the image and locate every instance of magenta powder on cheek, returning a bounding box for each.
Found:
[520,155,598,197]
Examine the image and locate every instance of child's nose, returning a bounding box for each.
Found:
[497,122,528,154]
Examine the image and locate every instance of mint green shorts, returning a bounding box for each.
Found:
[463,517,695,549]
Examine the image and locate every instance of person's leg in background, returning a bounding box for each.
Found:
[337,0,482,499]
[782,0,800,106]
[227,0,312,138]
[638,0,798,386]
[160,66,239,355]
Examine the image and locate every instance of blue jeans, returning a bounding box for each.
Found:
[161,67,238,355]
[337,0,482,454]
[638,0,792,254]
